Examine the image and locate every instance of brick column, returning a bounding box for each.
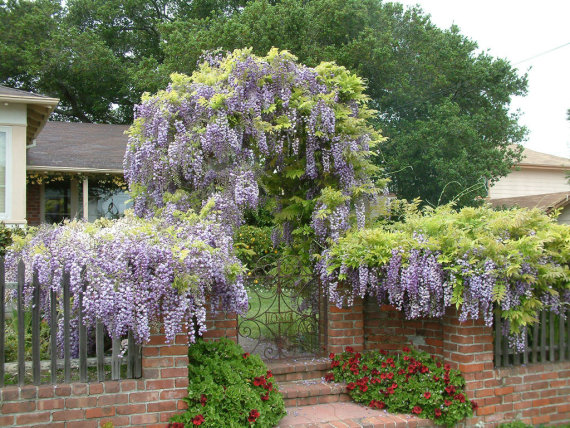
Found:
[442,307,496,424]
[325,298,365,354]
[203,308,238,342]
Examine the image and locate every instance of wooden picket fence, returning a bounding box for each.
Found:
[494,307,570,367]
[0,258,141,386]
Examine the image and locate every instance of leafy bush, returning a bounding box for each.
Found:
[326,347,476,427]
[327,204,570,349]
[0,222,24,256]
[234,226,279,271]
[170,338,285,427]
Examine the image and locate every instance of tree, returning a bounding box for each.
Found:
[0,0,528,205]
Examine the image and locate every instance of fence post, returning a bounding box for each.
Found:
[17,260,25,385]
[32,271,40,385]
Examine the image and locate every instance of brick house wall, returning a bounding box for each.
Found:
[325,298,570,427]
[26,183,41,226]
[0,309,237,428]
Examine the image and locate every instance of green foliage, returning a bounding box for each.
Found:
[0,223,24,256]
[3,309,51,363]
[234,226,279,270]
[170,338,285,427]
[327,346,474,427]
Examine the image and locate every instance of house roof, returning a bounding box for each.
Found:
[27,122,129,173]
[0,85,53,99]
[0,85,59,145]
[489,191,570,212]
[519,147,570,169]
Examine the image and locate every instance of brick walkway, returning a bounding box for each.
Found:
[277,402,434,427]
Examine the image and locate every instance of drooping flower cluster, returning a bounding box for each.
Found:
[327,205,570,351]
[6,204,247,352]
[124,48,382,256]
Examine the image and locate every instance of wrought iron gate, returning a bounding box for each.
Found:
[237,255,322,359]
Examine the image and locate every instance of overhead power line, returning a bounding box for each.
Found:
[514,41,570,65]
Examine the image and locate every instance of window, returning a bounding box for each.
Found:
[44,178,72,224]
[87,182,130,222]
[0,126,11,219]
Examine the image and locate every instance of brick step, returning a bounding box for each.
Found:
[266,357,331,383]
[278,379,349,407]
[277,402,435,427]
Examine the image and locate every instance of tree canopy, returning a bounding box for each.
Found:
[0,0,528,205]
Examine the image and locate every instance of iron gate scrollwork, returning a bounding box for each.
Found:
[237,255,322,359]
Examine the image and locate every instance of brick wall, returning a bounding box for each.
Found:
[327,300,570,426]
[0,310,237,428]
[443,307,570,427]
[324,298,364,354]
[364,299,443,357]
[26,183,41,225]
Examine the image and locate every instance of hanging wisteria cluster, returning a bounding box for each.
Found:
[124,48,382,249]
[327,205,570,351]
[6,204,247,352]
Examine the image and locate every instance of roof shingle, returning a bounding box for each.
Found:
[27,122,129,172]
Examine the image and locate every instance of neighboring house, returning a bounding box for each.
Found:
[0,85,130,227]
[488,148,570,224]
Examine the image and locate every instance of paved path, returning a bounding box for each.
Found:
[277,402,435,427]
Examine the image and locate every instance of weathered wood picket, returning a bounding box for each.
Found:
[494,306,570,367]
[0,257,141,386]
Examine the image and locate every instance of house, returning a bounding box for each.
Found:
[0,85,130,227]
[488,147,570,224]
[0,86,59,226]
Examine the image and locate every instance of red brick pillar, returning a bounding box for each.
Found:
[442,307,496,423]
[203,307,238,342]
[325,298,365,355]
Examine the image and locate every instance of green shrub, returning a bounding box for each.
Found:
[170,338,285,427]
[326,346,476,427]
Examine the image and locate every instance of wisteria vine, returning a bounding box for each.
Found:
[124,48,383,249]
[327,205,570,351]
[6,204,247,352]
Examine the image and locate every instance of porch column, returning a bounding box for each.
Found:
[82,178,88,221]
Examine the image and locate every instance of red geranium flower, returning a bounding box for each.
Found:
[243,353,250,359]
[261,392,269,401]
[347,382,356,391]
[170,423,184,428]
[325,372,334,382]
[403,346,410,353]
[445,385,456,395]
[444,399,453,406]
[362,365,368,371]
[398,369,406,375]
[331,360,340,368]
[253,376,266,387]
[329,352,335,359]
[369,399,386,409]
[403,355,410,361]
[433,375,440,382]
[371,369,380,376]
[381,362,387,369]
[412,406,422,415]
[265,382,273,391]
[391,382,398,390]
[200,394,207,407]
[248,409,260,423]
[360,384,368,392]
[387,372,394,380]
[380,349,387,356]
[436,361,441,368]
[346,346,354,353]
[192,414,205,425]
[471,401,479,411]
[266,370,273,378]
[454,393,466,403]
[380,373,387,380]
[444,364,451,371]
[421,366,429,374]
[386,358,394,364]
[424,391,431,399]
[434,408,442,418]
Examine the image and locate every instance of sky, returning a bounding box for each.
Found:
[396,0,570,157]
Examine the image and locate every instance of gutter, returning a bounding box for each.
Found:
[27,165,124,174]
